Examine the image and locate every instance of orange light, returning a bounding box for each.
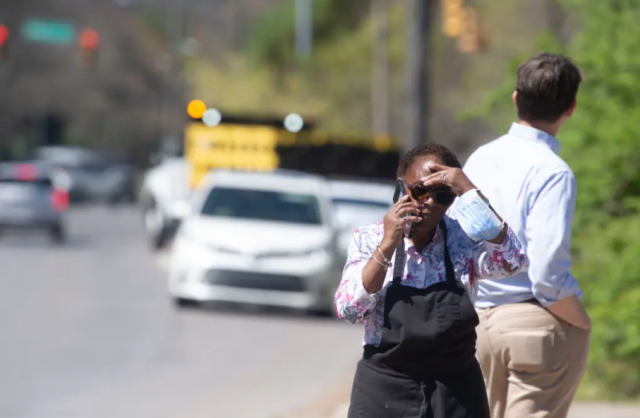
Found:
[80,28,99,50]
[187,100,207,119]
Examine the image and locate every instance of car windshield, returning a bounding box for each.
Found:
[201,187,322,225]
[331,197,390,209]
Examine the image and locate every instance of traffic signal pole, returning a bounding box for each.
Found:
[404,0,436,153]
[295,0,313,57]
[159,0,186,153]
[372,0,390,138]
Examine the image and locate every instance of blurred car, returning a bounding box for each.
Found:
[328,177,396,261]
[32,145,136,204]
[168,169,338,315]
[138,156,191,249]
[0,162,69,243]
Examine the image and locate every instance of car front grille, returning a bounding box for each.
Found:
[205,270,306,292]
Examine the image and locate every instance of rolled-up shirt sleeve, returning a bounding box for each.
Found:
[525,171,583,306]
[472,226,528,280]
[334,229,380,324]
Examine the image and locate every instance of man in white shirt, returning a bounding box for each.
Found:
[463,52,591,418]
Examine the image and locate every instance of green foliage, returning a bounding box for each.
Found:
[466,0,640,399]
[135,9,168,43]
[245,0,366,70]
[191,2,408,135]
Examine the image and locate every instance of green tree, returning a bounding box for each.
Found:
[245,0,367,71]
[469,0,640,399]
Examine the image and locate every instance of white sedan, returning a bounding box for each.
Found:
[168,169,339,315]
[328,178,396,260]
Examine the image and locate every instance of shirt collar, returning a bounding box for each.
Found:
[508,122,562,154]
[403,223,444,258]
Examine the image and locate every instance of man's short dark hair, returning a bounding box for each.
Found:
[397,142,461,178]
[515,52,582,123]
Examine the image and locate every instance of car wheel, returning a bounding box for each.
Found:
[154,225,172,249]
[142,199,170,249]
[124,188,136,204]
[106,193,119,207]
[49,224,66,245]
[173,297,198,309]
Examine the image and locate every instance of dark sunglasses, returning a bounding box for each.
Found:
[401,178,456,206]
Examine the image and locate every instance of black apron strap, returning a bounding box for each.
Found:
[392,238,405,286]
[440,219,457,286]
[392,219,455,286]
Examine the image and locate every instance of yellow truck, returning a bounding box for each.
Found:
[183,114,399,188]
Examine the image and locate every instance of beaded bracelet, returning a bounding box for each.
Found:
[371,254,389,271]
[371,246,391,270]
[376,246,390,264]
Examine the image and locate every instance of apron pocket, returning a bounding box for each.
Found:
[435,300,478,341]
[436,301,461,340]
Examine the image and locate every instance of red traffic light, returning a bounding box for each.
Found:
[79,28,99,50]
[0,25,9,46]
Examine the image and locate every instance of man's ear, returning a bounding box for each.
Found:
[565,100,577,117]
[512,91,518,108]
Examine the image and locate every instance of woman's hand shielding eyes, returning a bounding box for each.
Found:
[420,163,476,197]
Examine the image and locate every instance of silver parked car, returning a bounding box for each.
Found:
[0,162,69,243]
[32,146,136,205]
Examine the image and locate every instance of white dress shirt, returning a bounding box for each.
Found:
[462,122,583,308]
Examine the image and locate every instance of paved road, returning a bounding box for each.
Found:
[0,206,363,418]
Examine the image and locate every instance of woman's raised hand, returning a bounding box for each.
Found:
[380,195,422,253]
[420,163,475,197]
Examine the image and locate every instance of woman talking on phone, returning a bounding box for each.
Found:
[335,143,528,418]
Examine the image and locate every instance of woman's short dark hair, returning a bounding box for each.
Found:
[397,142,461,178]
[515,52,582,123]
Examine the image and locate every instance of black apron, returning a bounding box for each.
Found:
[348,220,490,418]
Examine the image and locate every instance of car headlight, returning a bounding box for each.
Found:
[173,232,217,264]
[178,229,238,254]
[251,246,329,259]
[292,246,331,258]
[204,243,242,255]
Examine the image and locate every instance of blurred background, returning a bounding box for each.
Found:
[1,0,639,417]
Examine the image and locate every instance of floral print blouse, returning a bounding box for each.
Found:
[334,215,527,346]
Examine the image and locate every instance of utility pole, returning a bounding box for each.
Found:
[295,0,313,57]
[372,0,390,138]
[546,0,568,43]
[160,0,186,154]
[405,0,435,152]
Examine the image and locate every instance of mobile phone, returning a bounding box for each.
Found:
[395,180,417,239]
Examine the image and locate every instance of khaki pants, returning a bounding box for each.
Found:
[475,302,590,418]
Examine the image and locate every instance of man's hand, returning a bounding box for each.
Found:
[547,295,591,330]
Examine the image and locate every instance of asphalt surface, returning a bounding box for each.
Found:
[0,206,363,418]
